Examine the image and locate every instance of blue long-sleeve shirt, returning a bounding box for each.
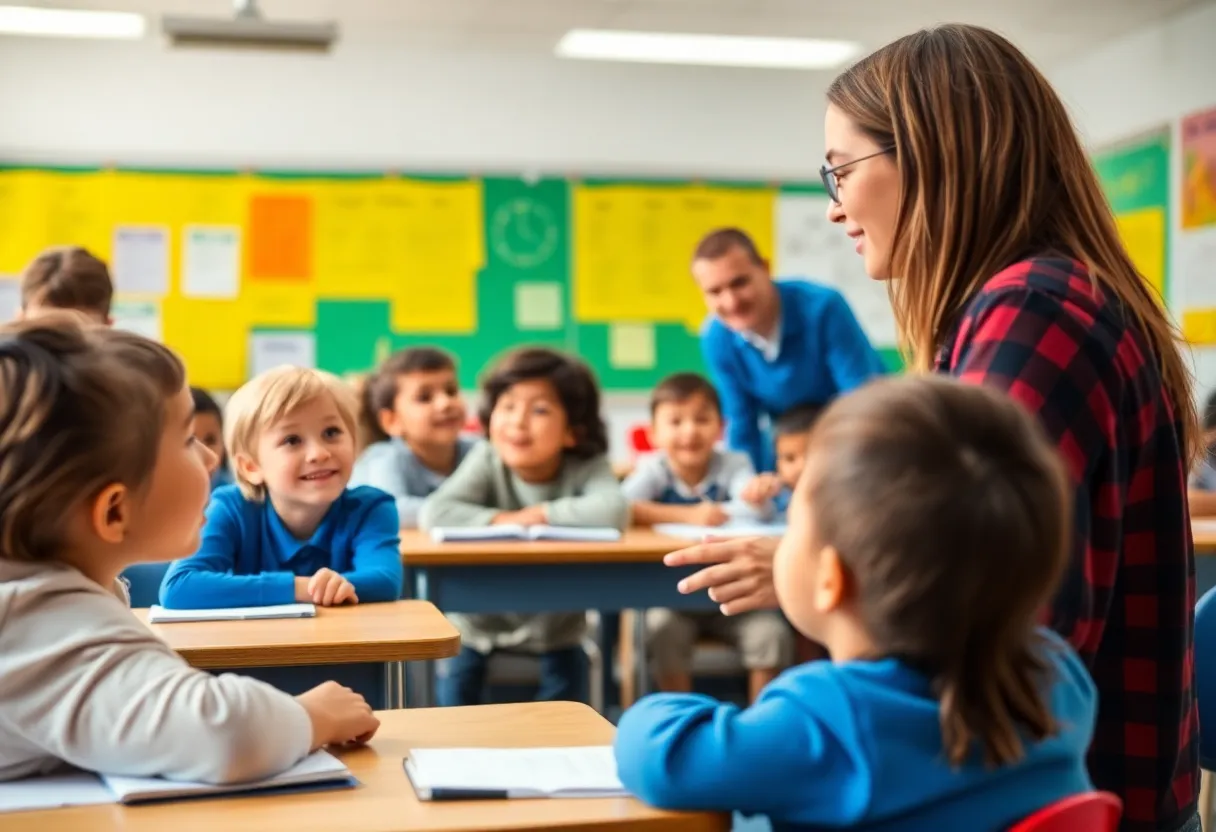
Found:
[615,628,1096,831]
[702,280,884,471]
[159,484,404,609]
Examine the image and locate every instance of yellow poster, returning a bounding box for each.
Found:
[1182,107,1216,230]
[572,183,775,331]
[1114,207,1167,301]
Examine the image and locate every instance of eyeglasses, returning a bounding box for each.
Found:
[819,146,895,203]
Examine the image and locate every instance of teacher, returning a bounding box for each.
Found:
[669,24,1199,832]
[692,228,885,471]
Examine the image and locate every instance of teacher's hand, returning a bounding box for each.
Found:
[664,536,780,616]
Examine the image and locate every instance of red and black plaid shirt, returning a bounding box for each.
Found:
[935,256,1198,832]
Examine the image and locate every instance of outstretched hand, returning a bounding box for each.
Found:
[663,535,781,615]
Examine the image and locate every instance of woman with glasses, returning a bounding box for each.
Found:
[666,23,1199,832]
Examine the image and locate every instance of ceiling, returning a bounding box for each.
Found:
[24,0,1216,66]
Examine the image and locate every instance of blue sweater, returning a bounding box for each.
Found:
[159,485,404,609]
[702,280,885,471]
[615,629,1095,831]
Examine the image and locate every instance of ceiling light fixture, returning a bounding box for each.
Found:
[0,5,145,39]
[556,29,862,70]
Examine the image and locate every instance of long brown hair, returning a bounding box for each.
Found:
[826,24,1198,455]
[801,375,1072,766]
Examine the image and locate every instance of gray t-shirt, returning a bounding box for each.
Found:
[350,435,479,528]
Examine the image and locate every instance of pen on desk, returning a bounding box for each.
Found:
[429,788,511,801]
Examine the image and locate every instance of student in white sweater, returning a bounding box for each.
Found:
[420,347,629,707]
[0,317,379,785]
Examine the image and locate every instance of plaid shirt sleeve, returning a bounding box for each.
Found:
[937,258,1198,832]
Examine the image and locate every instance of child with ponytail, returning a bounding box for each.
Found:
[615,375,1098,831]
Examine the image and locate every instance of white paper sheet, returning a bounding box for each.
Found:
[0,771,113,814]
[148,603,316,623]
[249,331,316,376]
[112,226,169,295]
[183,225,241,298]
[654,522,788,540]
[103,750,349,804]
[406,746,625,798]
[1177,225,1216,310]
[774,193,897,347]
[110,300,162,342]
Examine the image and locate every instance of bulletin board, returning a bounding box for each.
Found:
[0,165,902,391]
[1177,107,1216,346]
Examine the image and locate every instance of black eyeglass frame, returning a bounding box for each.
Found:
[819,146,896,203]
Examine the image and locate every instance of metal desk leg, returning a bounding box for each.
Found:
[383,661,406,709]
[633,608,650,699]
[413,568,435,708]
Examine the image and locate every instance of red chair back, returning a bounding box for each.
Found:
[628,424,652,457]
[1006,792,1121,832]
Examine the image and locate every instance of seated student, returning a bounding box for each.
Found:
[622,372,791,702]
[160,366,403,610]
[350,347,478,528]
[191,386,234,491]
[17,246,113,325]
[419,347,629,706]
[0,317,379,784]
[615,376,1096,831]
[1189,390,1216,518]
[741,405,822,519]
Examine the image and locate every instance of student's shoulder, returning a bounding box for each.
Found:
[1035,626,1097,720]
[776,279,848,319]
[355,438,409,466]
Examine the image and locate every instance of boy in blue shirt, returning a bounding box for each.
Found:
[615,376,1098,831]
[160,367,403,609]
[622,373,792,702]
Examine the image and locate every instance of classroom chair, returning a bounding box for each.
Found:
[1005,791,1121,832]
[628,424,652,457]
[1195,586,1216,829]
[121,562,172,608]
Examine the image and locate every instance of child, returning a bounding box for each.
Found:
[615,376,1096,830]
[1189,390,1216,518]
[740,404,822,518]
[159,366,403,610]
[622,372,791,701]
[191,386,234,491]
[18,246,113,325]
[419,347,629,706]
[0,317,379,784]
[350,347,478,528]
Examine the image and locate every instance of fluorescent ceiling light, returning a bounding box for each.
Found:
[0,5,146,39]
[556,29,862,70]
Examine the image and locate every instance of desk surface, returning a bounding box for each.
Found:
[1196,520,1216,554]
[401,529,690,566]
[8,702,726,832]
[135,600,461,669]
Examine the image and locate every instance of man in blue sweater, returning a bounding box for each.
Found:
[694,228,885,471]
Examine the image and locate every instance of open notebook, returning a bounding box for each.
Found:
[654,521,788,540]
[429,525,621,544]
[0,751,353,813]
[147,603,317,623]
[404,746,626,800]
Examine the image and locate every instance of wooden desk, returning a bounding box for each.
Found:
[1195,520,1216,554]
[137,601,461,709]
[5,702,727,832]
[400,529,686,567]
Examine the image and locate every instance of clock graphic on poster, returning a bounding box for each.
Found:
[491,197,559,269]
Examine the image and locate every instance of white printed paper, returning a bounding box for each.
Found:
[110,300,162,341]
[250,331,316,376]
[1177,225,1216,309]
[406,746,625,798]
[112,226,169,295]
[774,193,897,347]
[0,278,21,322]
[183,225,241,298]
[0,772,113,813]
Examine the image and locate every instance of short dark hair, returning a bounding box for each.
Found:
[774,404,823,437]
[191,387,222,422]
[798,375,1070,768]
[480,347,608,459]
[692,228,765,265]
[361,347,458,444]
[20,246,113,320]
[650,372,721,417]
[0,315,184,562]
[1204,390,1216,432]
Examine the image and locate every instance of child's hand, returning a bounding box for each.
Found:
[741,474,782,505]
[491,505,547,526]
[307,568,359,606]
[687,501,730,526]
[296,681,380,751]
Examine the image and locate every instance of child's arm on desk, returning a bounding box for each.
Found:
[614,671,865,825]
[342,491,404,603]
[621,455,712,525]
[417,442,499,528]
[159,488,297,609]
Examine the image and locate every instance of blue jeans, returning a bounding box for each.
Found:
[436,646,587,707]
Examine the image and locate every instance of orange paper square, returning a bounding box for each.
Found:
[249,194,312,281]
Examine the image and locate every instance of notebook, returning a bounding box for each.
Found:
[147,603,317,623]
[653,522,788,540]
[0,751,354,813]
[429,525,622,544]
[403,746,627,800]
